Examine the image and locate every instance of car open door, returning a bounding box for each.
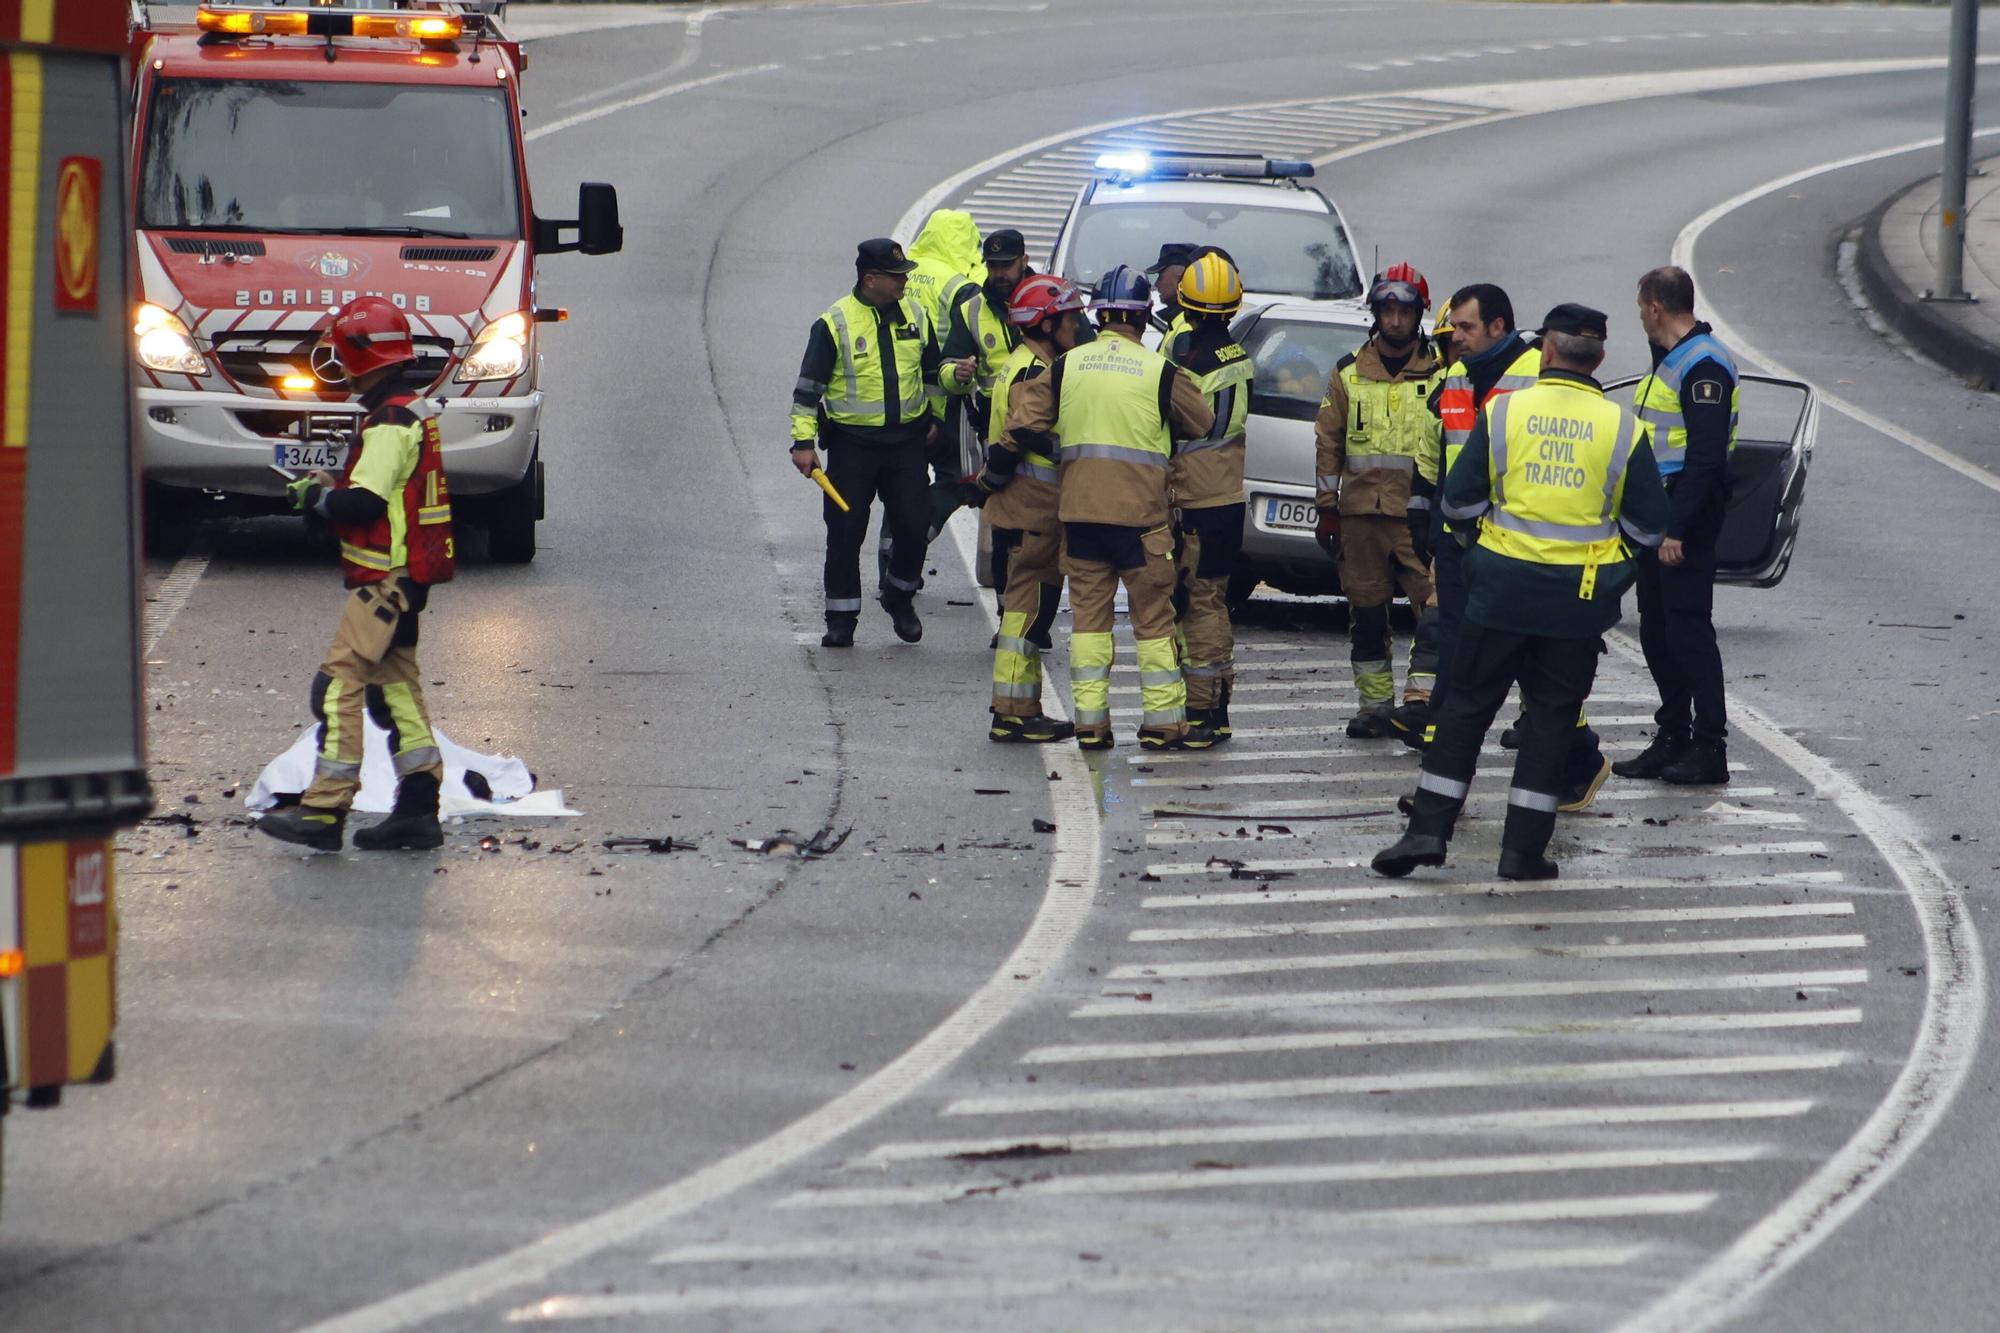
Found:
[1606,373,1817,589]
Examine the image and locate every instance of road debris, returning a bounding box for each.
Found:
[603,836,699,854]
[730,826,851,858]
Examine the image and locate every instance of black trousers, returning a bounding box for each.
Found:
[1429,526,1468,713]
[1412,623,1603,858]
[1635,507,1726,744]
[824,437,928,618]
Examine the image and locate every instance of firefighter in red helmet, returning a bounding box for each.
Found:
[258,296,456,853]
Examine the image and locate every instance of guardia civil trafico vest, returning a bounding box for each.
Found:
[1476,381,1640,600]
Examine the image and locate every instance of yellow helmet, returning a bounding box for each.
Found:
[1434,305,1454,336]
[1178,251,1243,316]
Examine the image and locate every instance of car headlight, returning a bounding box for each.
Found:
[134,303,208,375]
[456,311,529,382]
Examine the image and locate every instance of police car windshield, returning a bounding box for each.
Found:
[139,80,520,239]
[1069,201,1362,300]
[1239,316,1369,422]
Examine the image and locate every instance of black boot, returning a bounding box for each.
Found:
[1372,786,1460,878]
[1612,727,1689,779]
[1500,719,1524,750]
[257,804,345,852]
[881,591,922,643]
[821,614,857,648]
[355,773,443,851]
[1660,738,1729,786]
[990,712,1076,744]
[1186,707,1232,745]
[1212,680,1233,740]
[1498,801,1559,880]
[1389,700,1430,752]
[1346,707,1394,740]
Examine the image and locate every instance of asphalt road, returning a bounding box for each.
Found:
[5,2,1999,1330]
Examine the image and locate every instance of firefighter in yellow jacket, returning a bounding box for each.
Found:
[1315,264,1443,739]
[258,296,455,853]
[1164,249,1254,742]
[974,275,1092,743]
[1002,265,1215,751]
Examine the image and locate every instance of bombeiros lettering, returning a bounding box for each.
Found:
[237,289,432,312]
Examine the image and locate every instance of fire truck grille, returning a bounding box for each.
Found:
[400,245,499,263]
[165,237,267,257]
[211,332,455,395]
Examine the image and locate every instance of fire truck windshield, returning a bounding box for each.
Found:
[140,79,521,238]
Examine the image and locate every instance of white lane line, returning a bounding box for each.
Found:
[1022,1013,1862,1067]
[1111,934,1866,981]
[943,1055,1843,1118]
[1141,842,1822,876]
[517,1249,1639,1316]
[524,64,786,142]
[1073,969,1869,1018]
[788,1147,1764,1208]
[656,1194,1711,1265]
[1595,785,1776,801]
[1074,1305,1559,1333]
[858,1099,1819,1162]
[1703,802,1808,827]
[1139,872,1846,909]
[1119,707,1664,724]
[1130,901,1854,943]
[142,538,215,656]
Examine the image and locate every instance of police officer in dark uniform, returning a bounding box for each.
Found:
[1617,265,1740,786]
[792,238,941,647]
[1374,305,1670,882]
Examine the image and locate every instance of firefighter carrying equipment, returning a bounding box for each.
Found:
[1632,332,1740,476]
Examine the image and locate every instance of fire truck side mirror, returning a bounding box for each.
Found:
[534,182,623,257]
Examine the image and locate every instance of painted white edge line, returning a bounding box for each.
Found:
[306,55,1988,1333]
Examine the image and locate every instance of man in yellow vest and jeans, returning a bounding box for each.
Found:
[975,275,1092,743]
[1002,265,1215,751]
[1165,249,1255,742]
[1374,304,1669,881]
[792,238,941,647]
[1315,264,1443,739]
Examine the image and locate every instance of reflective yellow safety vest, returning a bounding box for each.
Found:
[1336,355,1443,485]
[1182,343,1253,443]
[1053,332,1175,471]
[1439,343,1541,477]
[1632,331,1739,477]
[1476,378,1641,598]
[909,259,973,346]
[989,342,1058,482]
[962,289,1017,392]
[811,292,930,429]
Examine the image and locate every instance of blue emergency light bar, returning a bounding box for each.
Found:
[1091,152,1315,182]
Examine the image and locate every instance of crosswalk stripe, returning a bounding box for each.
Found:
[1128,901,1855,942]
[855,1099,1819,1162]
[1109,934,1866,981]
[1072,968,1869,1017]
[1142,841,1828,874]
[1113,706,1664,722]
[785,1147,1764,1208]
[654,1195,1712,1266]
[525,1248,1638,1315]
[942,1055,1844,1117]
[1022,1014,1861,1066]
[1139,871,1846,908]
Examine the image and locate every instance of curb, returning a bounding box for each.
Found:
[1853,176,2000,392]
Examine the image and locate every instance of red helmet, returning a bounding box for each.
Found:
[323,295,416,377]
[1007,274,1089,328]
[1369,261,1430,311]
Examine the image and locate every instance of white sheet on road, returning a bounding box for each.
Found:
[247,724,581,816]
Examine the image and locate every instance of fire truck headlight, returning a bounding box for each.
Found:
[456,311,530,382]
[134,303,210,376]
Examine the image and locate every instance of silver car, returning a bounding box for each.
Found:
[1229,300,1373,602]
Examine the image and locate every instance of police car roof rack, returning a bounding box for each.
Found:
[1091,151,1315,185]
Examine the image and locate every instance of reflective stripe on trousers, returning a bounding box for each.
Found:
[991,610,1044,715]
[1070,631,1114,727]
[1135,634,1187,728]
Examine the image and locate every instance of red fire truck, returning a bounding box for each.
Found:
[1,0,151,1207]
[129,0,621,561]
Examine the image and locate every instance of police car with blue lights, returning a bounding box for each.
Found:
[1050,152,1365,313]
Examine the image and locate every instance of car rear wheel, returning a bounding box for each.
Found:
[486,455,542,565]
[1226,570,1260,613]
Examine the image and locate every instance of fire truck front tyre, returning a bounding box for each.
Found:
[143,482,201,560]
[485,456,542,565]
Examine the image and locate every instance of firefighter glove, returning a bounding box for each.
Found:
[1315,506,1341,563]
[977,443,1019,493]
[287,475,328,515]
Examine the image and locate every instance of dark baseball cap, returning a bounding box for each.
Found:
[1143,242,1197,274]
[855,237,917,274]
[1538,303,1610,340]
[981,228,1027,262]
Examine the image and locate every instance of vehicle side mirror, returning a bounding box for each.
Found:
[533,182,623,256]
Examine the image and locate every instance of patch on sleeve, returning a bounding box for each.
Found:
[1690,378,1724,405]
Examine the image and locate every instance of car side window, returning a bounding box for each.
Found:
[1243,321,1368,422]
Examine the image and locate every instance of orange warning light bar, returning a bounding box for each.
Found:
[197,7,309,34]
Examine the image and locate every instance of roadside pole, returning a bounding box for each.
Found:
[1933,0,1979,301]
